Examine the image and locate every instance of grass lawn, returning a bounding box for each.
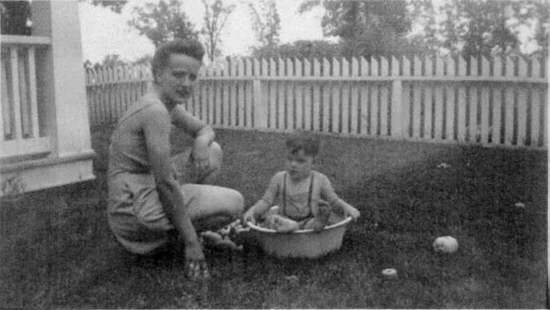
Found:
[0,125,547,308]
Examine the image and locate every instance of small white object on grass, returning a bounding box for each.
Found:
[284,275,299,285]
[381,268,398,279]
[437,163,451,169]
[433,236,459,253]
[514,202,526,209]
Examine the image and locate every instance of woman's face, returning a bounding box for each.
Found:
[156,53,201,105]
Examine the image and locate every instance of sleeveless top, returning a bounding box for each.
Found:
[108,93,163,178]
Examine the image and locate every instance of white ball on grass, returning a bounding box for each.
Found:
[433,236,459,253]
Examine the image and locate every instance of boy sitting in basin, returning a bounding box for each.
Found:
[243,131,360,232]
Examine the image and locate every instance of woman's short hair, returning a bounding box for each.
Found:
[151,39,205,80]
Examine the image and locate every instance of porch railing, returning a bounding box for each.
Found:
[1,35,51,158]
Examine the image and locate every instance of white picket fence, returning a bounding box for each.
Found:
[86,55,548,149]
[86,65,151,126]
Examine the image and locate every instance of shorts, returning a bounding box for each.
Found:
[107,148,241,255]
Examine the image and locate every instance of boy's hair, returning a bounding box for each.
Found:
[286,131,321,156]
[151,39,205,81]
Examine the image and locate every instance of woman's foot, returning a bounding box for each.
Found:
[200,220,249,251]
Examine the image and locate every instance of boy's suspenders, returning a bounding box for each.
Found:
[282,172,314,219]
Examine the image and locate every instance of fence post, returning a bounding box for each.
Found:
[253,78,267,128]
[390,56,403,138]
[391,79,403,138]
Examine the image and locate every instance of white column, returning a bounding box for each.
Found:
[31,0,93,157]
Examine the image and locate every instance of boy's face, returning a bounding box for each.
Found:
[286,149,314,181]
[156,53,201,105]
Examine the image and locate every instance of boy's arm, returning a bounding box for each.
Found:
[331,198,360,220]
[320,174,360,219]
[171,105,215,171]
[243,173,281,223]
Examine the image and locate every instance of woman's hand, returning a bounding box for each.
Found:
[185,259,209,280]
[184,241,209,280]
[192,145,210,172]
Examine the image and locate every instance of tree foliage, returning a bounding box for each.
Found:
[409,0,549,57]
[128,0,198,48]
[252,40,343,59]
[248,0,281,48]
[298,0,417,57]
[297,0,549,58]
[88,0,128,13]
[201,0,235,62]
[84,54,131,70]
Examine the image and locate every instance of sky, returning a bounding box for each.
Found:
[79,0,542,64]
[79,0,330,63]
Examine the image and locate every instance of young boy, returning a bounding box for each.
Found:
[243,131,360,232]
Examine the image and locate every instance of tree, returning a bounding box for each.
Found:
[99,54,126,67]
[248,0,281,49]
[84,54,127,70]
[252,40,343,59]
[298,0,416,57]
[201,0,235,62]
[87,0,128,13]
[410,0,550,57]
[133,55,153,66]
[128,0,199,47]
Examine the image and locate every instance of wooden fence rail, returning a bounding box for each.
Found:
[86,55,548,149]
